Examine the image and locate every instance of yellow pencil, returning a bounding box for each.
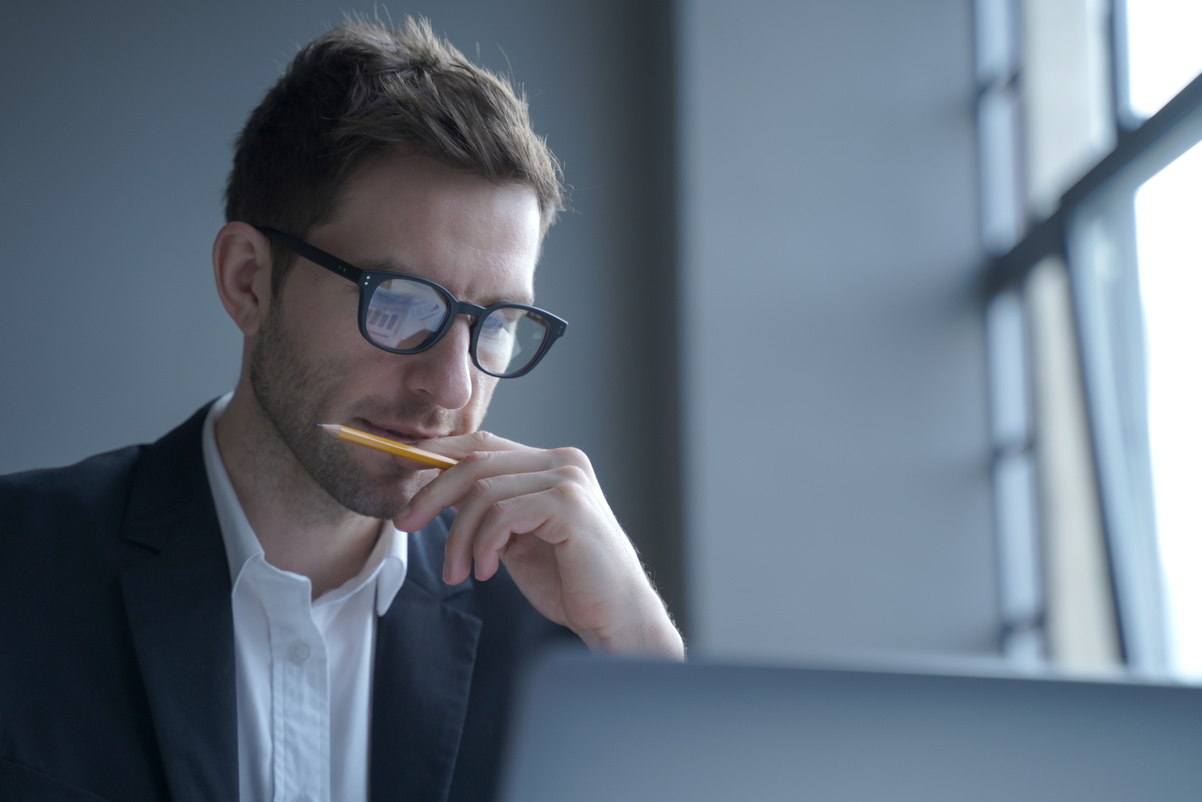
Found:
[317,424,458,470]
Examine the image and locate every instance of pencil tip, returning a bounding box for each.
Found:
[315,423,324,429]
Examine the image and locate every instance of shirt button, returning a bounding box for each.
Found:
[289,640,311,664]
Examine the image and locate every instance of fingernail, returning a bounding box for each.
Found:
[396,504,410,520]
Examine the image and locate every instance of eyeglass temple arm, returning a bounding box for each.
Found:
[255,226,365,283]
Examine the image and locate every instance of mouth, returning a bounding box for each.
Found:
[358,419,443,445]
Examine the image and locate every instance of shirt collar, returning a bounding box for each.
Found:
[200,393,408,615]
[358,524,409,616]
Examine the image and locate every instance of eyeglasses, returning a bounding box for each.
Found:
[256,227,567,378]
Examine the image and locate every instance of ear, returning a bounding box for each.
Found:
[213,222,274,337]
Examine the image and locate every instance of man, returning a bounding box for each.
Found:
[0,18,683,802]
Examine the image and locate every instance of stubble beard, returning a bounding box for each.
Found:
[248,302,442,520]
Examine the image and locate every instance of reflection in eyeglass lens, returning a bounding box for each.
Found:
[476,309,524,373]
[366,280,445,349]
[364,279,549,376]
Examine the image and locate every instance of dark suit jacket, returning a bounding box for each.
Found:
[0,405,575,801]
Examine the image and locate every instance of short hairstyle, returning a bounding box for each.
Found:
[224,17,564,293]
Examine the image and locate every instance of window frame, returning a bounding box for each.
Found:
[980,0,1202,671]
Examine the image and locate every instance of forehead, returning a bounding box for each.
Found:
[310,152,542,303]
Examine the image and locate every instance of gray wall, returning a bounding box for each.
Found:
[2,1,998,662]
[679,0,999,659]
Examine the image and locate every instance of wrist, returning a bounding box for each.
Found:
[578,599,686,660]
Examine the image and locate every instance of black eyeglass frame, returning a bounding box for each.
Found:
[256,226,567,378]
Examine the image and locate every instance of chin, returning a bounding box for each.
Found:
[330,462,439,520]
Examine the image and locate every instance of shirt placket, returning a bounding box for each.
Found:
[259,569,330,802]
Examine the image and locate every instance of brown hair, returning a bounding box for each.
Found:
[224,17,564,292]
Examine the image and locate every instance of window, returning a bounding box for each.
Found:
[979,0,1202,677]
[1132,144,1202,674]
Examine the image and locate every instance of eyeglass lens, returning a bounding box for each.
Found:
[365,277,548,376]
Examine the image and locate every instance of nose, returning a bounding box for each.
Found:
[402,317,475,410]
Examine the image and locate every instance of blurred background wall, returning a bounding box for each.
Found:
[680,0,994,659]
[0,0,994,663]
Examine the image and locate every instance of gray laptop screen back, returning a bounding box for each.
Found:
[498,653,1202,802]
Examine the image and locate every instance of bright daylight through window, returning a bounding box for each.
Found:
[1126,0,1202,677]
[1133,141,1202,676]
[1125,0,1202,119]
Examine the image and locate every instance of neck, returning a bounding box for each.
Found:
[215,382,382,598]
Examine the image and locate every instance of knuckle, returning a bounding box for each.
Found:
[551,447,594,478]
[553,476,588,505]
[488,497,513,521]
[468,477,494,499]
[459,449,493,468]
[464,430,500,453]
[556,463,590,486]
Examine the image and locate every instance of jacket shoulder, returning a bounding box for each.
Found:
[0,445,147,545]
[0,403,215,550]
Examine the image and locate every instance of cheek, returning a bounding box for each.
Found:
[282,269,362,350]
[288,299,370,375]
[462,374,500,430]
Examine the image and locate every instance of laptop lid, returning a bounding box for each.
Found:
[498,651,1202,801]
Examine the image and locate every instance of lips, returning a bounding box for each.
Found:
[359,419,445,444]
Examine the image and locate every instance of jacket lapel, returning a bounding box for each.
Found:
[371,515,482,802]
[113,405,483,802]
[118,406,239,802]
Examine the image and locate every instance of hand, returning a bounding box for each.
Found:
[393,431,685,659]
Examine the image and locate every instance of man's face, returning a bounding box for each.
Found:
[249,152,542,518]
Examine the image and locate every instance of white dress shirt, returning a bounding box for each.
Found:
[202,394,408,802]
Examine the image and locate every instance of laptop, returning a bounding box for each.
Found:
[497,651,1202,801]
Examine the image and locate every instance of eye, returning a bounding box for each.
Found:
[480,311,518,339]
[365,279,448,350]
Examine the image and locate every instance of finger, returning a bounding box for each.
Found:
[416,429,524,460]
[441,468,569,584]
[454,486,577,584]
[396,447,575,532]
[476,485,589,581]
